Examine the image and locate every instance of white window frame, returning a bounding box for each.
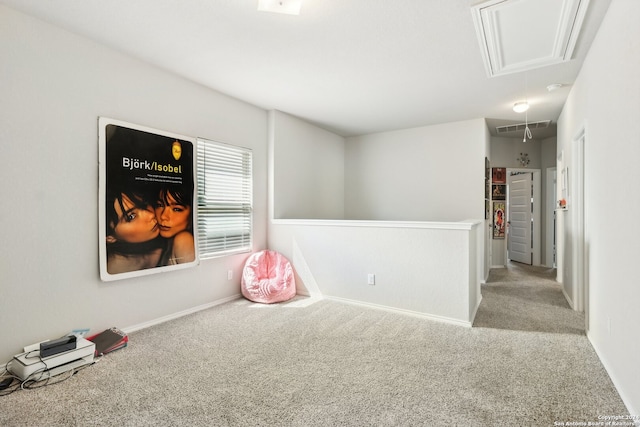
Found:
[196,138,253,259]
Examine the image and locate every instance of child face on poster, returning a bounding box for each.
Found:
[155,188,192,239]
[107,193,160,243]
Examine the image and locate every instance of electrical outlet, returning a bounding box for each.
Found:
[227,270,233,280]
[367,274,375,285]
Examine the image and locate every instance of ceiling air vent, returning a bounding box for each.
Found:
[496,120,551,134]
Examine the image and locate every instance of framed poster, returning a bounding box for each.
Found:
[492,184,506,200]
[493,201,505,239]
[98,118,198,281]
[492,167,506,184]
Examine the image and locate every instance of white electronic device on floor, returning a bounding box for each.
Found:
[10,337,95,381]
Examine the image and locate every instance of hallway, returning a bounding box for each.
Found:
[473,261,585,335]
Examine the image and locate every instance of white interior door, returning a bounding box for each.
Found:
[508,172,532,264]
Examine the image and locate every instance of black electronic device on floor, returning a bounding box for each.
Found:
[39,335,77,358]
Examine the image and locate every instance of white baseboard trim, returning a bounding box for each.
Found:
[587,332,639,418]
[562,287,575,310]
[491,264,506,269]
[0,296,242,372]
[470,294,483,325]
[122,294,241,335]
[325,296,473,328]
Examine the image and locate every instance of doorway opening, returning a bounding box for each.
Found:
[505,168,541,266]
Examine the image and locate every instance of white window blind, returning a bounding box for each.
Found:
[196,138,252,258]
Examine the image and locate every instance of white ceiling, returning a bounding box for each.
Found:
[0,0,611,138]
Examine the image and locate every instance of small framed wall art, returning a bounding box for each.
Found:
[492,184,506,200]
[493,201,505,239]
[492,167,506,184]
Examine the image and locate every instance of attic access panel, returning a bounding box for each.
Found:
[471,0,590,77]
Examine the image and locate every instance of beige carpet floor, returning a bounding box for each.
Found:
[474,262,586,334]
[0,263,630,426]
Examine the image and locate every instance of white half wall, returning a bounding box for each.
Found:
[269,220,483,326]
[557,0,640,415]
[345,119,488,222]
[0,6,268,363]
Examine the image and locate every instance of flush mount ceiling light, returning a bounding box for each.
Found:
[257,0,302,15]
[471,0,591,77]
[547,83,564,92]
[513,101,530,113]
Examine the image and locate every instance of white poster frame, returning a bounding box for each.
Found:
[98,117,199,281]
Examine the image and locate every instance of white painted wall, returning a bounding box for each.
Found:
[490,136,543,169]
[268,115,487,323]
[0,6,268,363]
[344,119,487,222]
[270,110,345,219]
[483,123,492,281]
[489,135,557,172]
[557,0,640,414]
[540,137,557,267]
[540,137,558,169]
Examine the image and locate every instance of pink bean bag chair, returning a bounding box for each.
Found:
[241,250,296,303]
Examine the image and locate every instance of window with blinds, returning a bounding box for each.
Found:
[196,138,252,259]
